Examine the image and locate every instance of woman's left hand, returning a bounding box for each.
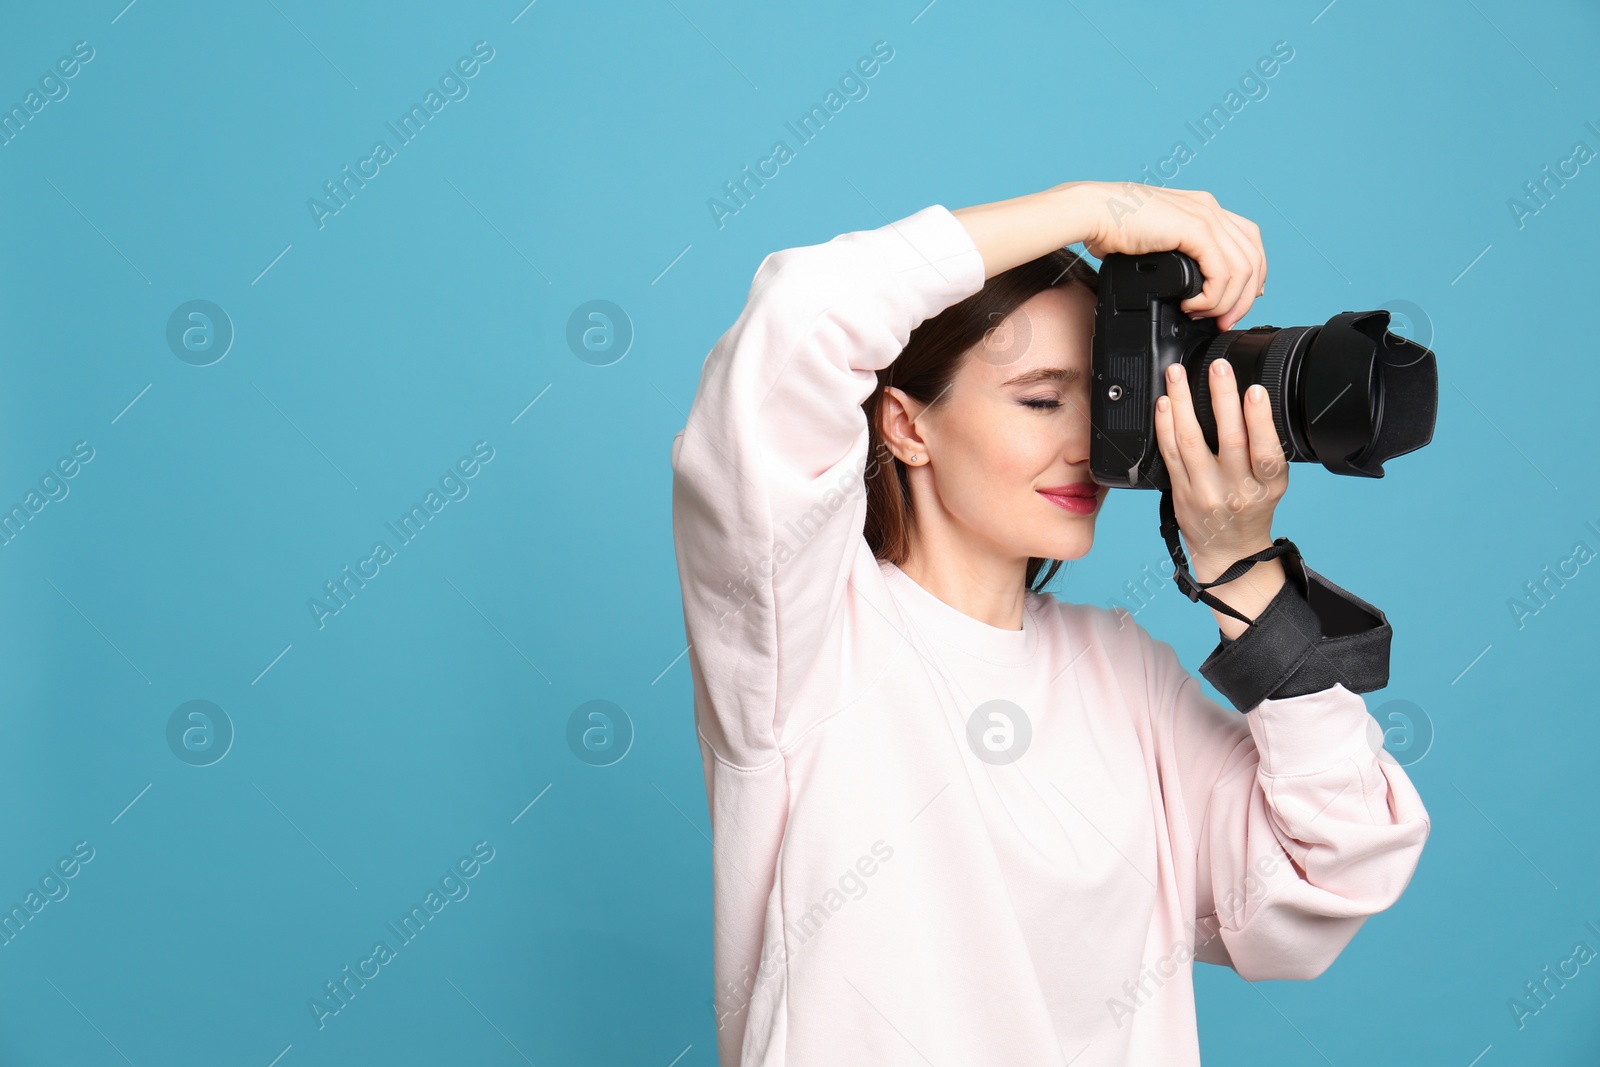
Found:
[1154,358,1289,586]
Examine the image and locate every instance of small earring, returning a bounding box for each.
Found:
[909,454,919,463]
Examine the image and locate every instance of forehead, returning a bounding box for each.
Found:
[962,283,1096,382]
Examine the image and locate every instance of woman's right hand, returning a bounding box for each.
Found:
[951,180,1268,331]
[1066,180,1267,331]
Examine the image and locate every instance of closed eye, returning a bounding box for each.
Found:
[1019,397,1062,410]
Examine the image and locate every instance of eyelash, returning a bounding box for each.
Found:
[1019,397,1062,410]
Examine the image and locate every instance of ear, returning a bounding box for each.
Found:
[878,386,930,465]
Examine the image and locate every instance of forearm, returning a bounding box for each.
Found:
[950,183,1098,280]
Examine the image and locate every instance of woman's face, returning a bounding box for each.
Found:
[892,283,1109,566]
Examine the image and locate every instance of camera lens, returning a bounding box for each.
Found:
[1185,312,1435,478]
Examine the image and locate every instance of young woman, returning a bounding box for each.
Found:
[670,180,1430,1066]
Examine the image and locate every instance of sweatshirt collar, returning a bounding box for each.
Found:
[881,561,1039,667]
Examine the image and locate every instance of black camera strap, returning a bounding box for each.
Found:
[1157,485,1302,625]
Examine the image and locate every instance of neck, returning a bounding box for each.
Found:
[897,525,1031,630]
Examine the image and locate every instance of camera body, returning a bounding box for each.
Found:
[1089,250,1437,490]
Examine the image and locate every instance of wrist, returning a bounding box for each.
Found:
[1189,538,1276,585]
[952,181,1102,280]
[1048,181,1100,250]
[1206,556,1288,640]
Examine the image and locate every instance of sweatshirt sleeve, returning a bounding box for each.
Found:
[670,205,987,770]
[1136,623,1431,981]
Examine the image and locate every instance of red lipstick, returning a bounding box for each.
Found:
[1037,481,1102,516]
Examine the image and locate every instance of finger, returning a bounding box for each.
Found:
[1175,217,1238,319]
[1200,221,1254,327]
[1165,194,1229,315]
[1222,209,1260,286]
[1179,217,1252,324]
[1223,209,1267,297]
[1154,392,1189,491]
[1213,215,1263,330]
[1218,213,1266,324]
[1206,357,1250,482]
[1242,382,1289,487]
[1163,362,1215,483]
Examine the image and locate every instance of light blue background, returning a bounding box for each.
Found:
[0,0,1596,1063]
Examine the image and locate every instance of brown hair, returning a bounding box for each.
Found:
[861,247,1099,594]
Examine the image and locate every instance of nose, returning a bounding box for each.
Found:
[1060,401,1093,465]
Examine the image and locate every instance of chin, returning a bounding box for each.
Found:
[1022,527,1096,563]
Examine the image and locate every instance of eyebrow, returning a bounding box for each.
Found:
[1000,366,1082,388]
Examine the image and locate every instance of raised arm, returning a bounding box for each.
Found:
[954,181,1268,330]
[670,204,988,770]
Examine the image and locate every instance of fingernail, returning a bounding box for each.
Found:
[1213,359,1230,376]
[1167,364,1181,381]
[1249,384,1265,402]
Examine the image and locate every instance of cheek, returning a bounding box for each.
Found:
[937,407,1057,511]
[946,406,1032,478]
[990,408,1073,474]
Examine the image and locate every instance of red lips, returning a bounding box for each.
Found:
[1038,482,1101,515]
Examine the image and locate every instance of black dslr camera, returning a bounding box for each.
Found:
[1089,250,1437,490]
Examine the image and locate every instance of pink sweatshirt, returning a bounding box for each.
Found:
[669,203,1431,1066]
